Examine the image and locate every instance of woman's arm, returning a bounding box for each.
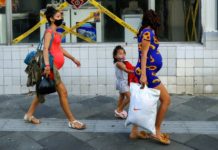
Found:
[141,40,150,76]
[43,32,52,65]
[61,47,81,67]
[43,32,52,76]
[116,62,134,74]
[140,40,150,88]
[61,47,76,61]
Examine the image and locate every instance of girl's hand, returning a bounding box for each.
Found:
[140,75,148,89]
[44,66,51,78]
[73,59,81,67]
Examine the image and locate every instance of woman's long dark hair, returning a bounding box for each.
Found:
[137,9,161,38]
[44,6,58,24]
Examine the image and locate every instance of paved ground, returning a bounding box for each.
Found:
[0,94,218,150]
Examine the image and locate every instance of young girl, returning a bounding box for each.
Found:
[113,45,134,119]
[24,6,86,130]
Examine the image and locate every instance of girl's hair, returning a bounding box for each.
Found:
[113,45,126,63]
[137,9,161,38]
[44,6,58,24]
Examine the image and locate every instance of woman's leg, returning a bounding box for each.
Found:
[56,82,76,122]
[25,95,41,124]
[154,83,171,137]
[130,125,150,139]
[56,81,85,128]
[26,96,40,116]
[130,125,139,136]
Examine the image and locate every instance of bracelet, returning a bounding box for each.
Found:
[44,67,50,71]
[45,64,50,67]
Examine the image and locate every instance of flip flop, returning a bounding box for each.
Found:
[161,133,170,139]
[24,114,41,124]
[150,134,171,145]
[68,120,86,130]
[129,131,150,140]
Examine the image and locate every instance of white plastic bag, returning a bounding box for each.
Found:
[125,83,160,134]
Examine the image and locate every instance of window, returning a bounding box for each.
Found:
[101,0,148,42]
[12,0,49,43]
[0,0,6,44]
[9,0,148,43]
[156,0,201,42]
[3,0,202,44]
[217,0,218,30]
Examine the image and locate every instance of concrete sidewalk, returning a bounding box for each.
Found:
[0,94,218,150]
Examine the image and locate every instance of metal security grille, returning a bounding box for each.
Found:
[184,0,200,41]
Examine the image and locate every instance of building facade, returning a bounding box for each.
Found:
[0,0,217,95]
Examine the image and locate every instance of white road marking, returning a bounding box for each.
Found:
[0,119,217,134]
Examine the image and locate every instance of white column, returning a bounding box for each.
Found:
[148,0,155,10]
[201,0,217,32]
[6,0,13,45]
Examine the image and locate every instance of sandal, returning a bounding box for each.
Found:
[161,133,170,139]
[150,134,171,145]
[114,110,128,119]
[24,114,41,124]
[68,120,86,130]
[129,131,150,140]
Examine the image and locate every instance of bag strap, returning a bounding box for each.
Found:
[37,29,54,51]
[49,32,54,51]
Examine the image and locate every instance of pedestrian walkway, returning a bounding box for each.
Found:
[0,94,218,150]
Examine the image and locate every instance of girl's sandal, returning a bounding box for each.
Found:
[150,134,171,145]
[114,110,128,119]
[129,131,150,140]
[24,114,41,124]
[68,120,86,130]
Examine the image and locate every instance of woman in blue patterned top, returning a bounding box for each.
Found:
[130,10,171,145]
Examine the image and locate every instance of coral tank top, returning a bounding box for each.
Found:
[45,28,64,70]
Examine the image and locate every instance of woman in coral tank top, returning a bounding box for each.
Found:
[24,7,86,130]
